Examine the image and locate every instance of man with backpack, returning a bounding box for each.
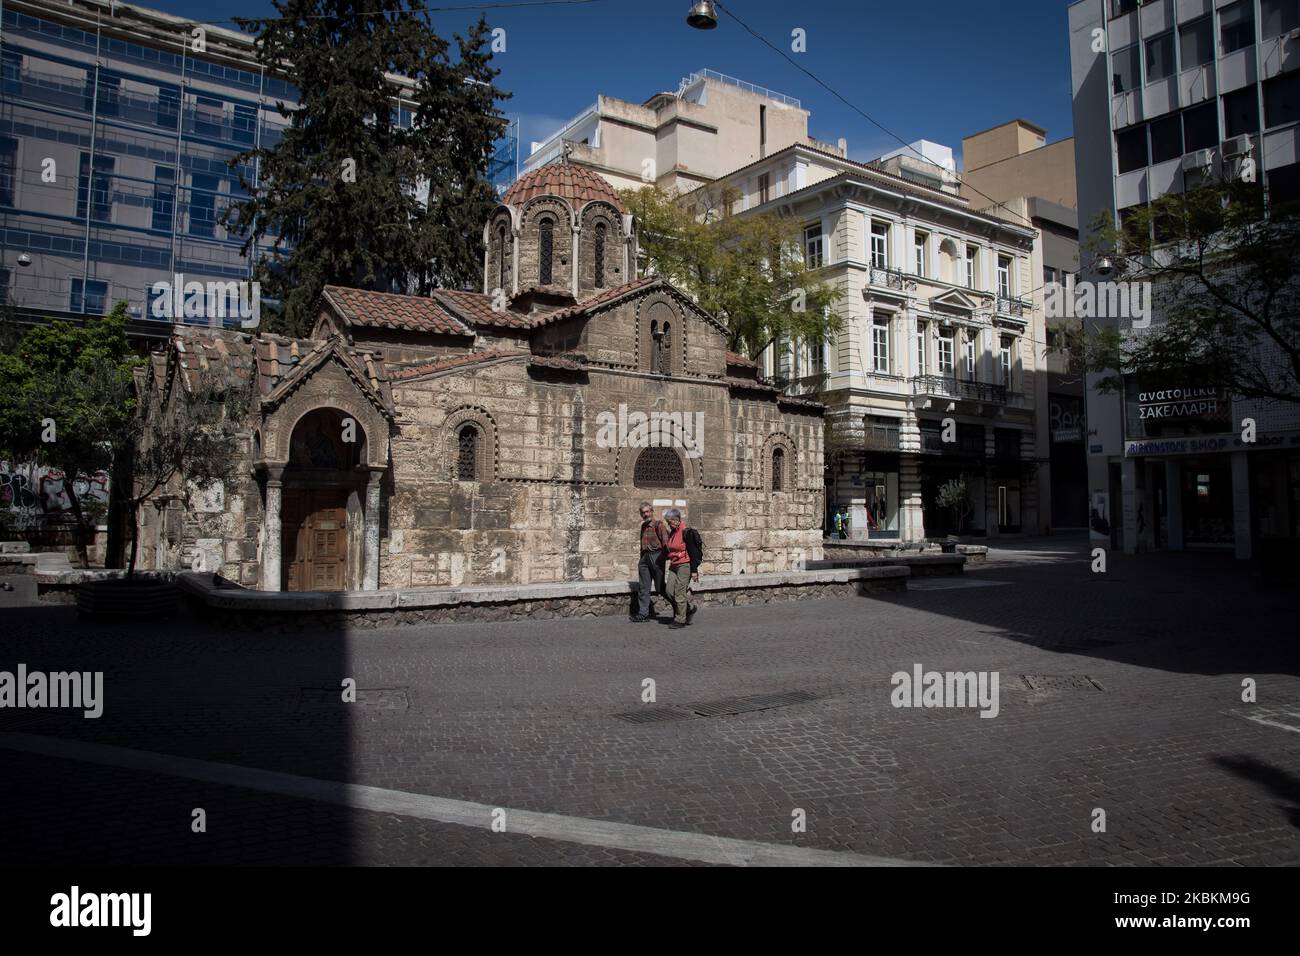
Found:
[632,501,669,622]
[661,508,702,630]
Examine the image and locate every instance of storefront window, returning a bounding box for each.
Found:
[1182,459,1234,546]
[862,470,899,536]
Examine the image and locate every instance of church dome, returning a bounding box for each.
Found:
[503,162,624,213]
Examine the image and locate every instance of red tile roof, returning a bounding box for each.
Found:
[323,285,471,336]
[434,289,536,330]
[536,276,659,325]
[388,349,528,382]
[725,351,758,368]
[503,162,624,212]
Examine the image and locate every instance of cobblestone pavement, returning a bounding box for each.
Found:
[1,534,1298,866]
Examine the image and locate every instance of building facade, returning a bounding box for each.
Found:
[961,120,1087,530]
[695,143,1044,543]
[0,0,517,320]
[138,163,824,590]
[1069,0,1300,557]
[523,69,845,194]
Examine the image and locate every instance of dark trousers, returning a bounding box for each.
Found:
[637,550,666,616]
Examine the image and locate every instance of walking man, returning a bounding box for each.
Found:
[662,508,702,630]
[632,501,668,622]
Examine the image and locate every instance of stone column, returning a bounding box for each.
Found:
[1120,457,1138,555]
[262,466,284,592]
[1231,451,1252,560]
[363,470,383,591]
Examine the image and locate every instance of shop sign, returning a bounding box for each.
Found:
[1124,434,1234,457]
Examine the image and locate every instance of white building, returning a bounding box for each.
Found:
[696,142,1045,542]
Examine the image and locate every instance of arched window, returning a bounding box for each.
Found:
[538,217,554,286]
[457,425,479,481]
[594,222,606,288]
[496,224,508,292]
[772,447,785,491]
[633,446,684,489]
[659,321,671,375]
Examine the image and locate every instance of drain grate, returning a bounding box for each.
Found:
[614,690,821,724]
[688,689,820,718]
[612,705,696,724]
[1021,674,1104,693]
[297,687,410,712]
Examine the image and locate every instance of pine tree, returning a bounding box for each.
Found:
[223,1,510,336]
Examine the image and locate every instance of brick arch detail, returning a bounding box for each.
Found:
[761,431,797,492]
[263,372,390,471]
[444,405,499,482]
[636,292,683,375]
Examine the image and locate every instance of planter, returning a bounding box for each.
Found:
[76,578,178,620]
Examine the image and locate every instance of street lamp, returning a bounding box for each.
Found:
[16,252,32,267]
[686,1,718,30]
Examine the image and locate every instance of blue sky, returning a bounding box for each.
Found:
[149,0,1080,169]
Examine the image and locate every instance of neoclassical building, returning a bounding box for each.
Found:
[139,162,824,591]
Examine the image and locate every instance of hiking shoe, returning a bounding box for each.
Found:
[668,621,687,630]
[629,614,650,623]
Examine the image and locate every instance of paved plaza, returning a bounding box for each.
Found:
[1,534,1298,866]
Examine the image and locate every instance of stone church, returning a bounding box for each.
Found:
[139,162,824,591]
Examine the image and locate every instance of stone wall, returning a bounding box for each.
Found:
[384,348,824,588]
[176,566,906,632]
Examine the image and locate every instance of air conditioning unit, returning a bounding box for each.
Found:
[1224,135,1253,158]
[1181,149,1214,172]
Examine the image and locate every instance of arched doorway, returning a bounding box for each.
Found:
[282,408,367,591]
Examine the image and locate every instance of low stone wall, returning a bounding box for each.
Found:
[807,553,965,577]
[175,565,910,633]
[822,539,986,567]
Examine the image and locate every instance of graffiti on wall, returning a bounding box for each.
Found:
[0,462,111,521]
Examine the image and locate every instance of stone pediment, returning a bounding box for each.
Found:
[929,289,985,315]
[260,336,395,423]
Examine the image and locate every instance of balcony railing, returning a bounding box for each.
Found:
[868,266,917,293]
[863,424,900,452]
[995,295,1033,318]
[912,375,1008,405]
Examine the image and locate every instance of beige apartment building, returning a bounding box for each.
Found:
[694,142,1045,542]
[961,120,1086,529]
[523,69,845,193]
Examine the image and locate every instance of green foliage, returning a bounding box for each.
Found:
[223,1,511,336]
[1082,180,1300,404]
[620,184,844,358]
[935,476,972,534]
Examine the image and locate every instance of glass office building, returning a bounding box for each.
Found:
[1,0,519,321]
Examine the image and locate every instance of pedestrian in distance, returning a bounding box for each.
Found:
[631,501,669,622]
[661,508,702,629]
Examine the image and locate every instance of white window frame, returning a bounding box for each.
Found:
[914,231,928,277]
[997,255,1013,298]
[937,331,955,374]
[962,332,976,378]
[804,223,824,269]
[870,221,890,269]
[915,321,927,376]
[872,318,891,374]
[965,246,978,288]
[999,338,1013,387]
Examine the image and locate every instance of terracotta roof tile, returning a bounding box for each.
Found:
[388,349,528,382]
[503,162,624,212]
[537,276,659,325]
[434,289,536,330]
[323,285,471,336]
[725,351,758,368]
